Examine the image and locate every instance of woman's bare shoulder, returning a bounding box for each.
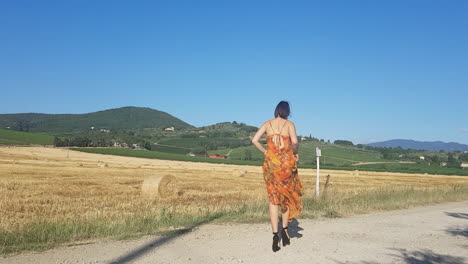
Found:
[263,119,277,125]
[261,120,273,126]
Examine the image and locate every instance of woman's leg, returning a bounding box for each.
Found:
[269,203,281,252]
[281,208,289,237]
[281,207,291,246]
[282,208,290,233]
[268,203,279,233]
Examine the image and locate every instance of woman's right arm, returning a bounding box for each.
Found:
[251,123,267,154]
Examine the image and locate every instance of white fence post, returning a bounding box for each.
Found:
[316,147,321,198]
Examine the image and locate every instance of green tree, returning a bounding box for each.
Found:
[447,153,461,169]
[459,153,468,162]
[192,147,206,155]
[242,149,252,160]
[426,155,441,165]
[53,136,63,147]
[334,140,354,146]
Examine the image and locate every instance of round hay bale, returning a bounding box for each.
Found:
[233,169,247,177]
[141,174,177,199]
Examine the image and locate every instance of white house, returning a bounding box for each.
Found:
[419,156,425,160]
[165,127,175,132]
[461,163,468,169]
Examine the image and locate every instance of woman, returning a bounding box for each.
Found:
[251,101,303,252]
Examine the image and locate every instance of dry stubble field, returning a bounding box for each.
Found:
[1,146,468,254]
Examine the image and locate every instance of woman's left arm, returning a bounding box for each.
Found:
[289,122,299,160]
[252,123,267,154]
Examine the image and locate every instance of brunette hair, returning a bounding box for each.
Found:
[274,101,290,119]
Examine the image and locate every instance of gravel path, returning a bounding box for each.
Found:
[2,201,467,264]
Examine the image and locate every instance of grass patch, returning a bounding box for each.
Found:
[0,210,223,255]
[303,185,468,217]
[0,129,54,145]
[150,144,191,155]
[2,185,468,256]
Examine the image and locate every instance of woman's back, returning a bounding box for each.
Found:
[265,118,290,136]
[264,118,298,150]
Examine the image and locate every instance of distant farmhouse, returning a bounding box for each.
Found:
[113,142,128,148]
[193,153,227,159]
[164,127,175,132]
[90,126,110,133]
[462,163,468,169]
[208,154,227,160]
[131,143,143,149]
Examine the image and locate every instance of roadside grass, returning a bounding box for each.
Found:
[352,163,468,176]
[2,185,468,256]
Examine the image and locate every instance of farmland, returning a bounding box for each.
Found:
[0,129,54,146]
[75,146,468,176]
[1,147,468,255]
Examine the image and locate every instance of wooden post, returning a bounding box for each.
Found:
[323,174,331,194]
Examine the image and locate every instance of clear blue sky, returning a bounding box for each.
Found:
[1,1,467,144]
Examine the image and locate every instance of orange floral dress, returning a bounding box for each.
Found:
[263,132,303,222]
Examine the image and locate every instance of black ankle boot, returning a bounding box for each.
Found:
[272,232,280,252]
[281,227,290,246]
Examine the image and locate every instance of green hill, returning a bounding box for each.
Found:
[0,129,54,145]
[298,141,384,165]
[0,106,193,134]
[208,140,386,166]
[198,121,258,137]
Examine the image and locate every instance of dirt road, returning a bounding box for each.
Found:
[2,201,467,264]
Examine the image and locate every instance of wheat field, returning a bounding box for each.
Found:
[2,146,468,230]
[1,146,468,254]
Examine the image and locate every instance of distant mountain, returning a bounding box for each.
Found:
[0,106,194,134]
[367,139,468,152]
